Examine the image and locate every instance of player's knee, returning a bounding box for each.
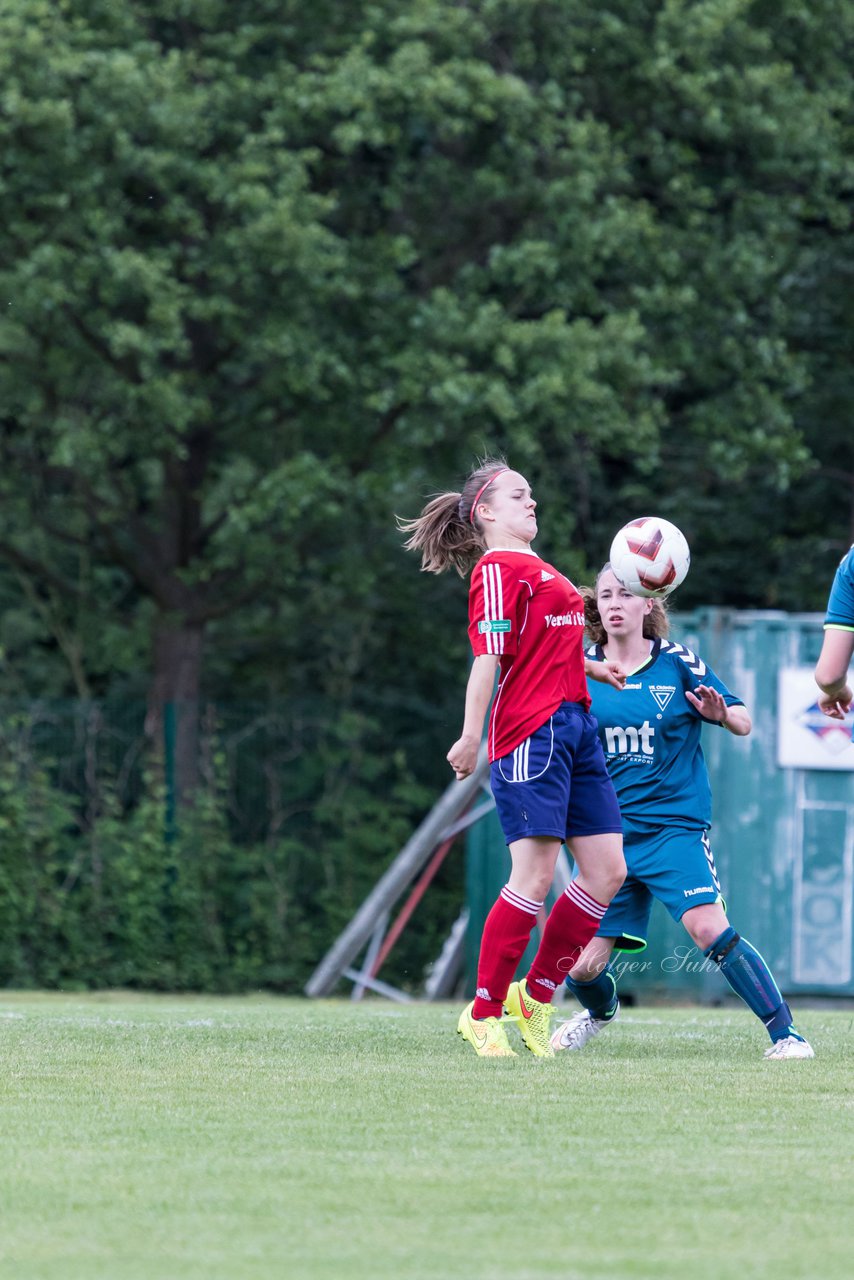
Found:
[578,867,624,908]
[532,873,554,901]
[568,955,607,983]
[683,907,729,951]
[601,857,626,902]
[511,870,553,902]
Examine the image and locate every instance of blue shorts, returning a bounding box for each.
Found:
[595,820,724,951]
[490,702,622,846]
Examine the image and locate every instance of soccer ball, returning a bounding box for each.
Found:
[608,516,690,598]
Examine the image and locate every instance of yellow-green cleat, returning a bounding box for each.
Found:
[457,1001,517,1057]
[504,979,555,1057]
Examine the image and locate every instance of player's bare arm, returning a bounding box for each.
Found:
[447,654,499,779]
[585,658,627,690]
[686,685,751,735]
[815,628,854,719]
[817,688,853,720]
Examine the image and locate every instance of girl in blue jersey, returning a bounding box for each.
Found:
[551,565,814,1060]
[815,544,854,733]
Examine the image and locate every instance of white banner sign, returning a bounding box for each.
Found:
[777,667,854,771]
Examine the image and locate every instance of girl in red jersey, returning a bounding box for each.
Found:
[401,459,626,1056]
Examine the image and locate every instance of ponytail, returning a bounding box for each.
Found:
[398,456,509,576]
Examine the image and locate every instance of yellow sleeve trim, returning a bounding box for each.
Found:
[824,624,854,632]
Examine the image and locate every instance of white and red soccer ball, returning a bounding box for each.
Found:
[609,516,690,598]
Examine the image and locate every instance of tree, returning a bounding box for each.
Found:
[0,1,361,794]
[0,0,850,814]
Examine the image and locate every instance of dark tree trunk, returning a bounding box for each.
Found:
[147,617,205,807]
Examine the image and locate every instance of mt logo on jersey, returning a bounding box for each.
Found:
[605,722,655,756]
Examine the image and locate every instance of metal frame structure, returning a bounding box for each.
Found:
[305,746,494,1000]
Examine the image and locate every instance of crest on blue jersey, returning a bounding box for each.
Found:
[649,685,676,711]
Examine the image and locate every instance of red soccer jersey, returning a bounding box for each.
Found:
[467,548,590,761]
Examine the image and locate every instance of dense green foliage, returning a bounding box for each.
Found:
[0,1,851,989]
[0,704,453,991]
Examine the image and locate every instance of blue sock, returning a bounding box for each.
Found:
[565,965,619,1021]
[705,927,803,1044]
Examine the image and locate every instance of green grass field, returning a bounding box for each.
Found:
[0,994,851,1280]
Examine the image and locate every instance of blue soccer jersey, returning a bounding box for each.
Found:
[586,637,744,828]
[824,545,854,632]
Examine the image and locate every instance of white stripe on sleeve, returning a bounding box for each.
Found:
[481,564,495,654]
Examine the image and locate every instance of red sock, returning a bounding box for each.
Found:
[525,882,608,1004]
[472,885,542,1019]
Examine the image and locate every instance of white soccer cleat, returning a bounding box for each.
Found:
[763,1035,815,1060]
[550,1003,619,1052]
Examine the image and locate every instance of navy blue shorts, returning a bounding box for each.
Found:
[490,702,622,846]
